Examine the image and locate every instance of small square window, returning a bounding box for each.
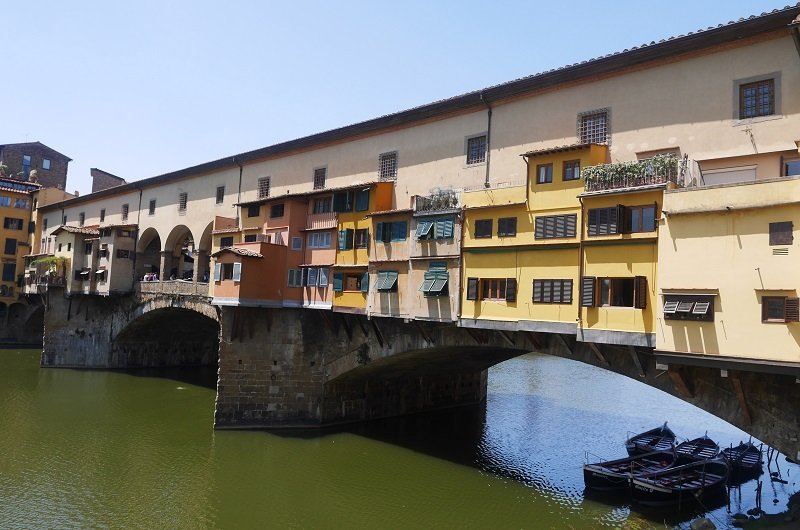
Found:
[739,79,774,119]
[220,236,234,248]
[270,204,285,218]
[244,234,257,243]
[578,109,609,144]
[563,160,581,181]
[474,219,492,238]
[497,217,517,237]
[178,192,188,213]
[247,205,260,218]
[466,135,487,165]
[216,186,225,205]
[536,164,553,184]
[291,236,302,251]
[313,168,327,190]
[42,159,51,170]
[769,221,793,246]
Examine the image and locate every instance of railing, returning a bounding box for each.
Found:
[583,155,681,193]
[414,190,461,213]
[306,212,337,230]
[463,180,525,192]
[137,281,209,296]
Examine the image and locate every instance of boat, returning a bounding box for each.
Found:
[674,434,720,462]
[630,458,729,506]
[721,440,763,482]
[625,422,677,455]
[584,450,677,491]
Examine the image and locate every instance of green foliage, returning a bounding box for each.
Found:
[583,153,679,190]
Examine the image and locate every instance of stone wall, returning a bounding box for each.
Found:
[0,143,69,189]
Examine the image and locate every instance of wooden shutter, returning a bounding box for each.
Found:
[232,262,242,281]
[634,276,648,309]
[214,262,222,282]
[563,279,573,304]
[613,205,625,234]
[554,215,565,238]
[505,278,517,302]
[333,272,344,292]
[566,214,577,238]
[466,277,478,300]
[786,298,800,322]
[360,271,369,293]
[375,222,384,242]
[442,218,454,239]
[588,209,600,236]
[532,280,543,302]
[581,276,596,307]
[534,217,544,239]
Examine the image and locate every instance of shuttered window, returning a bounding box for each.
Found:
[355,189,370,211]
[417,217,455,240]
[214,262,222,282]
[466,277,478,300]
[505,278,517,302]
[533,279,573,304]
[663,294,714,321]
[497,217,517,237]
[420,266,448,297]
[587,206,622,236]
[232,262,242,282]
[332,191,354,212]
[333,272,344,292]
[474,219,492,238]
[375,221,406,243]
[581,276,596,307]
[338,229,354,250]
[633,276,647,309]
[769,221,793,246]
[535,214,577,239]
[360,271,369,293]
[762,296,800,323]
[375,271,398,292]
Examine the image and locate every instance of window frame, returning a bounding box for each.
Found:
[270,204,285,219]
[535,214,577,240]
[122,204,129,222]
[379,151,398,181]
[247,205,260,218]
[739,78,775,119]
[769,221,793,246]
[178,192,188,213]
[220,236,234,248]
[563,160,581,181]
[532,279,573,304]
[474,219,493,239]
[663,294,715,322]
[148,199,156,216]
[578,108,610,145]
[536,163,553,184]
[625,204,657,234]
[258,177,271,199]
[313,167,327,190]
[497,217,517,237]
[216,185,225,205]
[465,134,487,166]
[762,296,800,323]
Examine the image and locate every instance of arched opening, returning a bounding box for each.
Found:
[136,227,162,280]
[196,221,213,283]
[164,225,195,281]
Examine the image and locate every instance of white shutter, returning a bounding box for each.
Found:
[232,262,242,281]
[214,262,222,282]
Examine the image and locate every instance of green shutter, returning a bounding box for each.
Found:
[214,262,222,282]
[338,230,347,250]
[355,189,370,211]
[333,272,344,292]
[375,222,384,242]
[505,278,517,302]
[440,218,454,239]
[360,271,369,293]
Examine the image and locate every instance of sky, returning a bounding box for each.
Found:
[2,0,792,195]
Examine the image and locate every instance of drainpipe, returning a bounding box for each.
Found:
[132,188,143,287]
[577,196,586,327]
[455,208,466,323]
[480,92,492,189]
[233,156,243,226]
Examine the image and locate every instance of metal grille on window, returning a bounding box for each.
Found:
[466,135,487,165]
[578,109,609,144]
[178,192,188,213]
[379,152,397,181]
[313,168,326,190]
[258,177,271,199]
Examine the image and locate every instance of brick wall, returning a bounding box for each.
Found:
[91,168,126,192]
[0,143,69,189]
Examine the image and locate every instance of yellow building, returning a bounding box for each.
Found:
[0,177,39,303]
[656,177,800,364]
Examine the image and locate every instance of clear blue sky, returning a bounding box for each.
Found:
[2,1,791,195]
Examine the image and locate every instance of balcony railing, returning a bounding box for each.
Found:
[583,154,681,193]
[306,212,337,230]
[414,189,460,214]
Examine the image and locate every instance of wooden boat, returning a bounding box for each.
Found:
[630,458,729,506]
[721,440,763,481]
[584,450,677,491]
[674,434,719,462]
[625,422,677,455]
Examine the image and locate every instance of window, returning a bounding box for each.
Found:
[318,267,329,287]
[213,262,241,282]
[563,160,581,181]
[58,243,62,252]
[22,155,30,178]
[355,189,370,211]
[338,229,354,250]
[762,296,799,323]
[375,270,399,292]
[533,279,573,304]
[99,209,105,223]
[67,243,71,252]
[535,214,577,239]
[466,135,487,165]
[347,273,367,292]
[220,236,234,248]
[79,213,85,226]
[769,221,793,246]
[416,217,455,240]
[62,215,67,224]
[3,218,22,230]
[247,205,260,218]
[497,217,517,237]
[270,204,285,218]
[0,196,10,207]
[332,191,353,213]
[122,204,129,222]
[4,238,16,255]
[578,109,609,144]
[355,229,369,249]
[663,294,714,322]
[216,186,225,205]
[258,177,271,199]
[587,206,622,236]
[739,79,774,119]
[307,267,319,287]
[28,221,34,234]
[419,263,448,297]
[291,236,302,250]
[474,219,493,239]
[581,276,647,308]
[375,221,407,243]
[313,167,327,190]
[85,242,93,255]
[117,249,130,259]
[379,152,398,180]
[178,192,188,213]
[288,269,303,288]
[42,159,51,170]
[43,218,48,230]
[14,198,29,209]
[536,164,553,184]
[149,199,156,215]
[308,231,332,249]
[480,278,517,302]
[313,197,332,214]
[785,158,800,177]
[2,263,15,282]
[244,234,257,243]
[625,205,657,233]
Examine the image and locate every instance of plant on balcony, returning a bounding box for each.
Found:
[418,189,459,212]
[0,163,8,177]
[583,154,678,191]
[31,255,67,276]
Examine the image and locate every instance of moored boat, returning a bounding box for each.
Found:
[584,450,677,491]
[675,434,719,462]
[722,440,763,482]
[630,458,729,506]
[625,422,677,456]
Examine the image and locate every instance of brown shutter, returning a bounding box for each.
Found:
[769,221,793,246]
[505,278,517,302]
[532,280,543,302]
[581,276,596,307]
[587,209,598,236]
[613,205,625,234]
[634,276,648,309]
[466,278,478,300]
[785,298,800,322]
[566,214,577,237]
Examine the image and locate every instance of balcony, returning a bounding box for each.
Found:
[306,212,337,230]
[583,154,680,193]
[414,189,460,215]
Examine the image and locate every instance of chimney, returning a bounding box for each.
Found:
[74,191,80,197]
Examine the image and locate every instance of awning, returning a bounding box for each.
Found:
[80,270,90,275]
[95,269,107,274]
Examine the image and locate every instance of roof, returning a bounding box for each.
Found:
[0,141,73,161]
[520,143,603,158]
[211,247,263,258]
[38,5,800,212]
[298,263,334,267]
[0,177,41,194]
[100,223,137,229]
[51,225,100,236]
[237,181,380,207]
[369,208,413,217]
[212,227,241,235]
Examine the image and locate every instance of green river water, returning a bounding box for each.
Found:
[0,349,797,529]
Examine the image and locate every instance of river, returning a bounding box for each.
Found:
[0,349,797,529]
